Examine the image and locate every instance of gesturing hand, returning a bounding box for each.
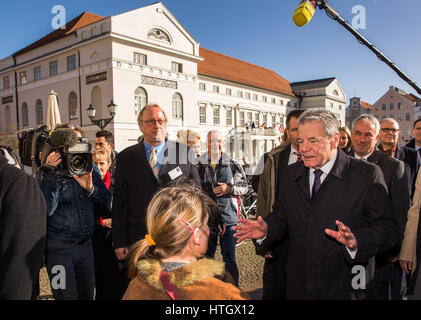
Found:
[325,220,357,251]
[232,216,268,243]
[213,182,231,197]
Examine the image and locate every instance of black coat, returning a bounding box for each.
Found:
[257,149,398,299]
[0,155,46,299]
[112,140,201,248]
[395,144,421,200]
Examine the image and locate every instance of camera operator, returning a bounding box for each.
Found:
[36,125,111,300]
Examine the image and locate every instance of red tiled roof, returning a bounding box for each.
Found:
[13,12,105,57]
[360,100,371,110]
[198,47,294,96]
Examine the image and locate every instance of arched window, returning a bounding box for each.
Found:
[91,86,102,118]
[172,93,183,119]
[69,92,78,120]
[35,99,43,125]
[147,28,171,44]
[5,105,11,133]
[22,103,28,126]
[134,87,147,116]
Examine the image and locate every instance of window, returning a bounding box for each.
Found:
[353,107,358,116]
[272,114,276,125]
[398,113,402,122]
[171,62,183,73]
[262,96,267,102]
[280,100,284,105]
[263,113,267,125]
[406,112,411,121]
[406,127,411,136]
[398,102,402,110]
[213,106,220,125]
[199,104,206,124]
[172,93,183,119]
[226,108,232,126]
[339,105,342,110]
[134,87,148,116]
[69,92,78,120]
[226,88,232,96]
[253,94,258,101]
[22,103,28,126]
[382,115,386,120]
[255,113,259,127]
[390,103,394,110]
[19,71,27,85]
[271,98,276,104]
[240,111,245,126]
[3,76,9,89]
[34,66,41,81]
[390,114,394,119]
[237,90,243,98]
[67,55,76,71]
[247,112,252,124]
[382,104,386,111]
[49,61,58,76]
[4,106,11,133]
[199,83,206,91]
[35,99,43,124]
[213,85,219,94]
[134,52,147,65]
[245,92,250,100]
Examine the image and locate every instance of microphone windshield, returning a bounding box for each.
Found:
[50,128,79,148]
[293,0,316,27]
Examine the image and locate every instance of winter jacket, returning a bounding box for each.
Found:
[123,258,250,300]
[197,152,248,226]
[0,155,46,299]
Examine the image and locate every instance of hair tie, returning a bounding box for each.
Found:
[145,234,156,247]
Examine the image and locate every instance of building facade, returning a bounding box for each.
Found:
[0,2,346,168]
[370,86,421,144]
[345,97,371,129]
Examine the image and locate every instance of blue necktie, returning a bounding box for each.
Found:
[312,169,323,199]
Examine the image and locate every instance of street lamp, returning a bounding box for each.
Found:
[86,100,117,130]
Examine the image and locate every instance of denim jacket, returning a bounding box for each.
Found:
[36,164,111,242]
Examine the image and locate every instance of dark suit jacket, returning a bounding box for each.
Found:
[395,144,421,200]
[258,149,398,299]
[112,140,201,249]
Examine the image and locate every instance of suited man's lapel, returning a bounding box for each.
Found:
[138,142,159,180]
[367,149,382,166]
[292,163,310,201]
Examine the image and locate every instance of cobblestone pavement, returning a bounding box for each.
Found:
[38,239,264,300]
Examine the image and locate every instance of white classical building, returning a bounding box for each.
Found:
[0,2,345,167]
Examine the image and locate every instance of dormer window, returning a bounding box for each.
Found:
[147,28,171,44]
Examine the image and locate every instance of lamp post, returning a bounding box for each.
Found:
[86,100,117,130]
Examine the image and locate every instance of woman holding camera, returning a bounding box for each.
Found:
[123,184,249,300]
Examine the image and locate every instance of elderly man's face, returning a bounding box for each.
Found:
[297,121,339,169]
[351,120,379,157]
[379,119,400,146]
[207,132,223,160]
[139,107,167,146]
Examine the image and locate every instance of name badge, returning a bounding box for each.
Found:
[168,166,183,180]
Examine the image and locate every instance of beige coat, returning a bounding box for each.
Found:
[123,258,250,300]
[256,143,289,217]
[400,169,421,272]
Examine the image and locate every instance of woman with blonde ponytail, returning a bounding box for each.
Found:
[123,184,250,300]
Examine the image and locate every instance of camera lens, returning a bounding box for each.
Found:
[70,155,86,172]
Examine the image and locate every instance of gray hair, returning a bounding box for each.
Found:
[297,108,339,137]
[352,114,380,135]
[207,130,223,141]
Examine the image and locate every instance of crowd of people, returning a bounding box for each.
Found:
[2,103,421,300]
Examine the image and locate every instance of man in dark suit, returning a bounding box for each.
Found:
[112,104,201,262]
[405,119,421,154]
[234,108,398,300]
[378,118,421,200]
[255,109,304,300]
[351,114,410,299]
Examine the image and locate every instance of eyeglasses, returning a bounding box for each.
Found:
[380,128,400,133]
[141,119,166,126]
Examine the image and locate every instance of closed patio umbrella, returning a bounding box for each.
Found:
[46,90,61,130]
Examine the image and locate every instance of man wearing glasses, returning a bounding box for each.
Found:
[111,104,201,278]
[379,118,421,200]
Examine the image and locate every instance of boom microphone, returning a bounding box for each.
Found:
[50,128,79,149]
[293,0,316,27]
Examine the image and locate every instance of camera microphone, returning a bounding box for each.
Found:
[50,128,79,149]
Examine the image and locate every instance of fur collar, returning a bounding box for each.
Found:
[137,258,225,291]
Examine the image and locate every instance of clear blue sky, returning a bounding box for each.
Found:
[1,0,420,105]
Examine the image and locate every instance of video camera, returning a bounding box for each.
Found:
[18,125,93,177]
